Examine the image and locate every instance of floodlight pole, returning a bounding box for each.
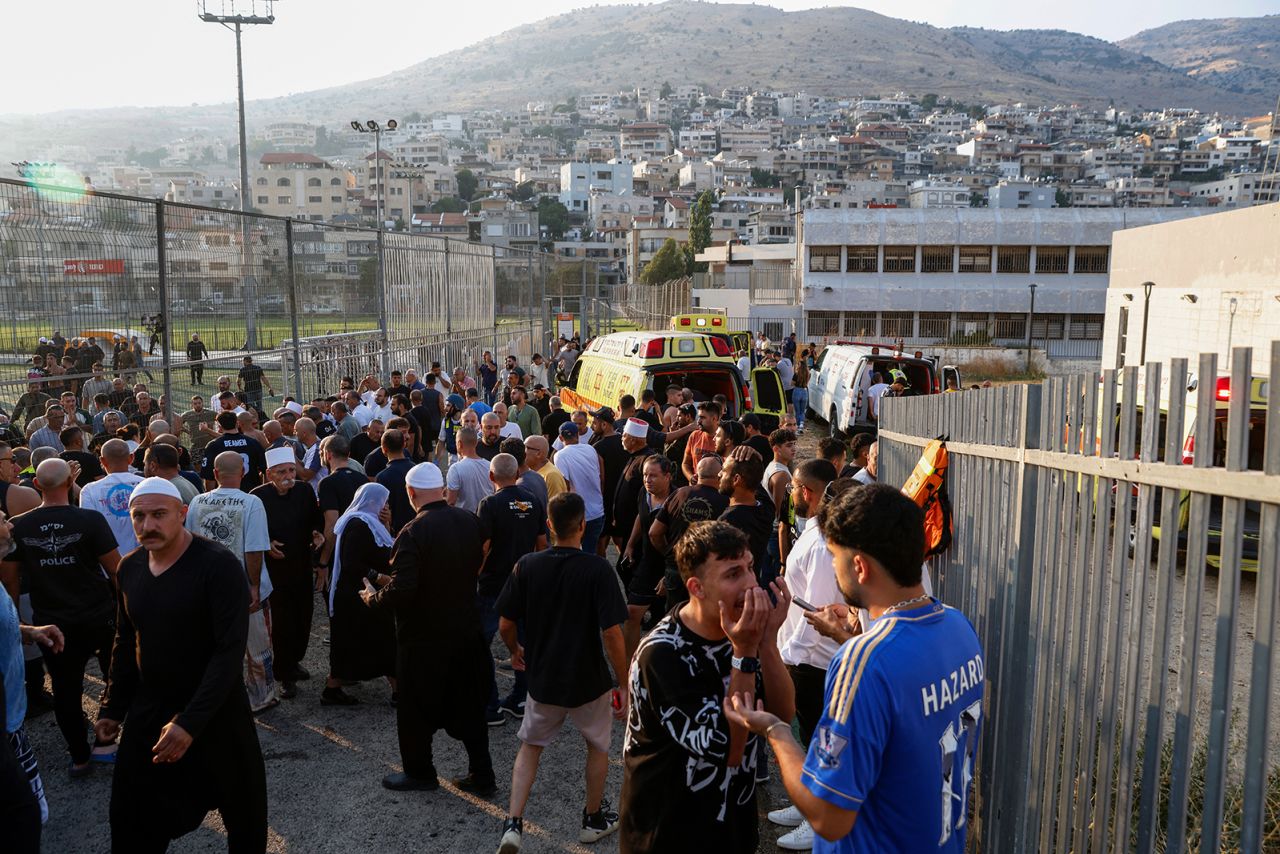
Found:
[200,3,274,350]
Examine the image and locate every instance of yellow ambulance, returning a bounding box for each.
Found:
[669,312,752,357]
[559,331,785,427]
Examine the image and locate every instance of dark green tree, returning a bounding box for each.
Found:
[920,93,939,111]
[750,168,780,188]
[640,238,688,285]
[513,181,536,202]
[660,81,673,99]
[1054,189,1071,208]
[686,191,714,273]
[431,196,467,213]
[536,196,570,239]
[455,168,478,201]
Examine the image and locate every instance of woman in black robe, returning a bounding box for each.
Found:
[323,482,397,704]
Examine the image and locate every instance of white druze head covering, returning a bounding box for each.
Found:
[265,447,296,469]
[284,400,305,415]
[623,418,649,439]
[405,462,444,490]
[328,482,396,617]
[128,476,182,504]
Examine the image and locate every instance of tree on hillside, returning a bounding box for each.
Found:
[513,181,536,202]
[641,238,687,286]
[431,197,467,213]
[455,168,478,201]
[537,196,570,240]
[686,191,714,274]
[920,93,939,111]
[660,81,673,99]
[750,168,780,188]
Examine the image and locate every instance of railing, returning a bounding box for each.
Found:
[876,343,1280,853]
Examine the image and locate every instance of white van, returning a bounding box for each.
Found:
[810,343,959,436]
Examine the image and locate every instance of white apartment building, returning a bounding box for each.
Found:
[259,122,318,148]
[719,126,774,152]
[1200,135,1260,164]
[678,127,720,156]
[251,153,349,221]
[797,207,1209,359]
[1187,173,1278,207]
[619,124,673,161]
[924,112,972,134]
[908,180,971,209]
[588,192,655,231]
[988,181,1055,209]
[559,160,634,213]
[391,135,450,166]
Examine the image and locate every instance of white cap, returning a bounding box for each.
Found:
[405,462,444,490]
[265,447,296,469]
[284,400,305,415]
[623,418,649,439]
[128,476,182,504]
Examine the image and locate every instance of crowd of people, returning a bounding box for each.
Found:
[0,335,984,854]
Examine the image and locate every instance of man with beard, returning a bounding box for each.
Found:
[361,463,496,794]
[724,484,983,854]
[611,419,654,572]
[620,454,673,662]
[179,395,218,473]
[98,478,268,853]
[620,522,793,853]
[680,401,721,484]
[412,377,445,461]
[477,412,505,462]
[349,418,384,469]
[589,409,626,555]
[663,403,696,489]
[252,448,323,700]
[649,456,728,611]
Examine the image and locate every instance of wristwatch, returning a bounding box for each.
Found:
[731,655,760,673]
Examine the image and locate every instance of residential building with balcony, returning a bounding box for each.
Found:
[1186,173,1278,207]
[988,181,1055,209]
[619,124,673,161]
[251,153,350,221]
[559,160,634,213]
[908,179,971,208]
[468,197,539,251]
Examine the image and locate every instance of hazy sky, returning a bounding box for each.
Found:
[2,0,1274,114]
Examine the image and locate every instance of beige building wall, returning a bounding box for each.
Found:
[1103,203,1280,371]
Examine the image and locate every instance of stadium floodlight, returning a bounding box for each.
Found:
[350,118,399,229]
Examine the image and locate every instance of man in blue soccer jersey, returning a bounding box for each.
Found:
[725,483,984,853]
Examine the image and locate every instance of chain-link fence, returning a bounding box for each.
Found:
[0,176,556,423]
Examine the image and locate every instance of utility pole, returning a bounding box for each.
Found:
[1139,280,1154,365]
[199,1,275,351]
[1025,282,1038,373]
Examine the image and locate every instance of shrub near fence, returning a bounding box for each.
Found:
[876,344,1280,853]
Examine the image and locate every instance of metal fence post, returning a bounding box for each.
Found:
[375,229,390,379]
[992,382,1042,854]
[444,238,452,334]
[284,219,304,401]
[154,201,173,423]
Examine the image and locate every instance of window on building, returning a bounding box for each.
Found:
[1035,246,1069,274]
[958,245,992,273]
[808,246,841,272]
[881,312,914,338]
[257,195,268,204]
[256,177,267,186]
[308,195,322,203]
[843,312,877,338]
[882,246,916,273]
[806,311,841,339]
[955,312,990,339]
[331,178,342,186]
[308,178,322,187]
[993,313,1027,340]
[330,195,342,203]
[921,245,954,273]
[277,196,290,204]
[997,245,1031,274]
[208,261,229,272]
[844,245,875,272]
[1069,314,1104,340]
[1073,246,1109,274]
[918,312,951,340]
[1030,314,1065,340]
[277,178,290,187]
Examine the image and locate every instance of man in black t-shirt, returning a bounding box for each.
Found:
[316,436,365,573]
[620,521,793,854]
[476,454,547,723]
[411,380,444,460]
[374,430,416,534]
[476,412,504,462]
[540,397,570,444]
[649,456,729,610]
[199,411,267,491]
[590,409,628,554]
[718,452,773,582]
[59,425,105,486]
[237,356,273,412]
[612,419,654,567]
[493,492,629,853]
[348,419,384,469]
[740,413,773,462]
[1,458,121,774]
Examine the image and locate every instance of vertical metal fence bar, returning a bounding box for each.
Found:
[1136,358,1188,852]
[1038,378,1069,851]
[1114,360,1163,851]
[374,229,389,379]
[284,219,304,401]
[1166,352,1217,851]
[1094,365,1139,853]
[154,201,173,422]
[1199,348,1251,854]
[1238,340,1280,853]
[1027,378,1058,841]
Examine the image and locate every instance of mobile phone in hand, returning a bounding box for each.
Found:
[792,596,817,612]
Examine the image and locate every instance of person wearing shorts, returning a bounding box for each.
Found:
[494,493,630,853]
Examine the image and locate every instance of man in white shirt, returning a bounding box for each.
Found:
[866,371,889,421]
[528,354,550,390]
[768,458,841,850]
[491,403,523,440]
[355,378,393,426]
[446,427,494,514]
[185,450,277,712]
[79,439,144,553]
[552,421,605,553]
[736,350,751,379]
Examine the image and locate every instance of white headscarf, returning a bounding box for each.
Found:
[328,482,396,617]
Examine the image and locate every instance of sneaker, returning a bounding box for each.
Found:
[498,698,525,720]
[496,816,523,854]
[579,797,620,844]
[777,819,815,850]
[485,708,506,727]
[767,803,803,827]
[321,687,359,706]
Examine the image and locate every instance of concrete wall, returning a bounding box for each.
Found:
[1103,203,1280,371]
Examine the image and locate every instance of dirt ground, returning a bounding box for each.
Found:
[30,430,829,853]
